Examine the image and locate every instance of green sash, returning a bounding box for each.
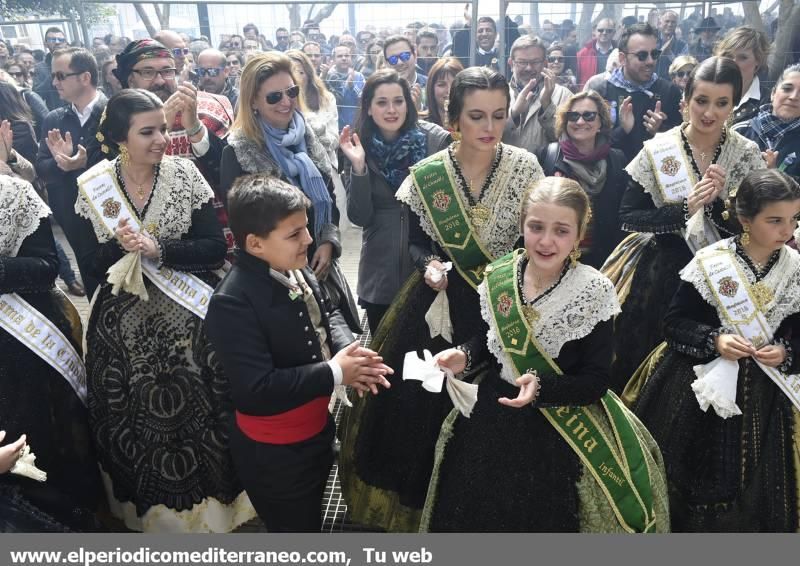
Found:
[484,250,657,533]
[410,157,494,289]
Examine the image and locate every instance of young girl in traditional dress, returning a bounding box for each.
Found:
[423,177,670,532]
[635,169,800,532]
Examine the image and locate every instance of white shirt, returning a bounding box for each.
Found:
[735,76,761,111]
[71,91,102,127]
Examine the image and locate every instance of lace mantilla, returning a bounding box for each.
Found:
[0,176,51,257]
[626,126,765,209]
[397,143,544,260]
[680,238,800,334]
[480,260,621,386]
[75,156,214,243]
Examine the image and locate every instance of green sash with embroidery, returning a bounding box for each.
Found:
[410,157,494,289]
[484,250,657,533]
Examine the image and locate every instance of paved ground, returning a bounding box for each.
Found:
[55,221,377,533]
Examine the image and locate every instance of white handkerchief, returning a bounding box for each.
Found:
[333,384,353,408]
[10,445,47,482]
[402,349,479,417]
[425,291,453,343]
[106,250,149,301]
[691,356,742,419]
[425,261,452,283]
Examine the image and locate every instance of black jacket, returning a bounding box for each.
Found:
[593,77,683,162]
[535,143,628,269]
[205,250,354,417]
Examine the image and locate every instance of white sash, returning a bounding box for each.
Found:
[0,293,87,405]
[77,163,214,319]
[695,249,800,413]
[644,134,697,205]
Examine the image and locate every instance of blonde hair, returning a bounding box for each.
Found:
[714,26,770,71]
[669,55,698,76]
[520,177,592,239]
[554,91,612,138]
[231,51,306,146]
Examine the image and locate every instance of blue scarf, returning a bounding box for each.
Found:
[260,111,332,236]
[752,104,800,151]
[608,67,658,97]
[370,128,427,190]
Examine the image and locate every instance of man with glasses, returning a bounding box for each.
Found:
[325,44,365,129]
[35,47,106,293]
[503,35,572,153]
[383,35,426,108]
[591,23,681,160]
[153,30,190,81]
[275,27,290,52]
[103,39,236,256]
[655,10,688,80]
[197,48,238,112]
[33,27,68,110]
[576,18,616,86]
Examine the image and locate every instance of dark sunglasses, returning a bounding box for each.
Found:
[673,70,692,79]
[46,37,66,43]
[9,71,25,78]
[596,28,614,34]
[547,56,564,63]
[171,47,190,57]
[386,51,412,66]
[51,71,82,81]
[625,49,662,62]
[565,111,598,123]
[265,84,300,104]
[277,35,290,41]
[196,66,225,77]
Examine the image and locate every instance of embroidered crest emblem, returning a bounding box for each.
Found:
[497,292,513,318]
[101,198,121,219]
[660,156,681,176]
[717,276,739,298]
[751,281,774,311]
[432,191,451,212]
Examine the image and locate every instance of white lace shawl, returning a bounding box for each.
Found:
[680,238,800,334]
[479,261,621,386]
[0,176,51,257]
[75,156,214,242]
[396,143,545,259]
[625,125,766,208]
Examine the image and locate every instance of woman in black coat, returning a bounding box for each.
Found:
[535,90,627,269]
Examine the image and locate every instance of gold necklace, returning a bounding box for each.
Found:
[124,167,153,200]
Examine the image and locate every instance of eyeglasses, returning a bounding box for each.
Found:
[9,71,25,78]
[171,47,190,58]
[130,68,177,80]
[196,66,225,77]
[386,51,412,66]
[596,28,614,34]
[51,71,82,81]
[625,49,662,62]
[46,37,66,44]
[277,35,289,41]
[673,70,692,78]
[547,56,564,64]
[565,111,598,123]
[513,58,544,68]
[265,84,300,104]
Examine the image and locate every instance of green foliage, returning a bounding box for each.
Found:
[1,0,113,25]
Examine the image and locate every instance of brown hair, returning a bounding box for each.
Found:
[286,49,332,112]
[520,177,592,239]
[231,51,305,146]
[424,57,464,128]
[554,91,612,138]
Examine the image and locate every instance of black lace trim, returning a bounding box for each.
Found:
[734,236,781,281]
[448,144,503,207]
[516,254,570,306]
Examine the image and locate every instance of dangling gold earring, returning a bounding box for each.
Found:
[569,245,581,267]
[681,106,689,124]
[118,144,130,167]
[741,224,751,246]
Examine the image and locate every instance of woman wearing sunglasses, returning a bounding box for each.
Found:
[546,42,577,93]
[339,66,545,533]
[602,56,765,392]
[535,91,627,269]
[668,55,698,94]
[220,52,360,332]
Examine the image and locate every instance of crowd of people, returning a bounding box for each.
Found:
[1,6,800,534]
